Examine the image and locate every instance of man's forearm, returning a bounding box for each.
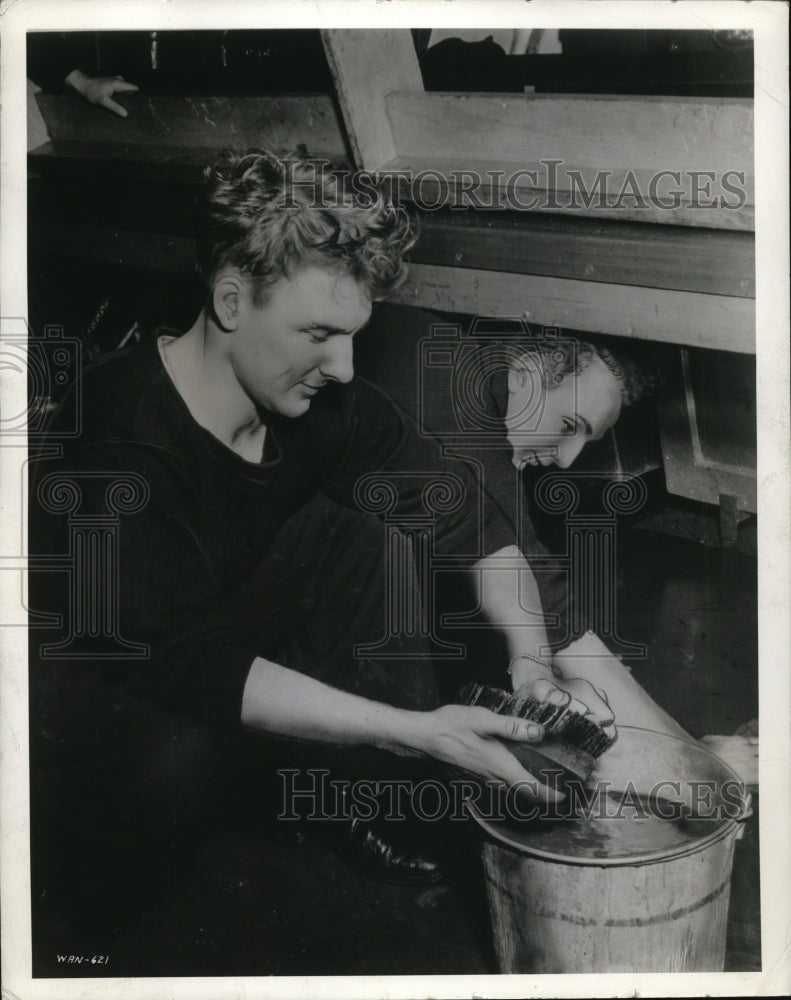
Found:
[471,544,554,683]
[239,655,559,791]
[241,656,428,756]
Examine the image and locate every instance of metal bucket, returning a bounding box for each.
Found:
[470,727,752,973]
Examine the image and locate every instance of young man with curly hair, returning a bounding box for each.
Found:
[31,150,695,908]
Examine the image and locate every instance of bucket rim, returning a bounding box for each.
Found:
[468,725,751,868]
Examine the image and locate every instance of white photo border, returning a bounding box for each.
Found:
[1,2,788,997]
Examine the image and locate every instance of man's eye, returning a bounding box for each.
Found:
[302,329,328,343]
[562,417,577,433]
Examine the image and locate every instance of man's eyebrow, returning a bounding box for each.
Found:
[574,412,594,435]
[306,322,359,336]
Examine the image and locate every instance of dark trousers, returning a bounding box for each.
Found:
[29,496,443,913]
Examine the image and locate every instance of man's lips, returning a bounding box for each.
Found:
[515,450,555,469]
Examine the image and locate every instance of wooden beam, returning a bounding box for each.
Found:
[382,92,754,230]
[383,155,753,231]
[412,212,754,298]
[321,29,422,170]
[34,93,351,161]
[389,264,755,354]
[28,143,753,297]
[657,350,757,511]
[386,92,753,174]
[28,222,756,353]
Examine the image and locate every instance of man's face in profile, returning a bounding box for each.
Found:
[505,354,623,469]
[227,265,372,418]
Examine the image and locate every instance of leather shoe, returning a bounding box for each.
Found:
[339,817,446,886]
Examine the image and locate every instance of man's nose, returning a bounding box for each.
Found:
[320,337,355,384]
[556,435,586,468]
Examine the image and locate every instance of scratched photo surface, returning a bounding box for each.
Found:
[2,4,788,999]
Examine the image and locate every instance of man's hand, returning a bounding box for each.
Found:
[241,657,564,800]
[406,704,562,802]
[65,70,139,118]
[512,674,617,742]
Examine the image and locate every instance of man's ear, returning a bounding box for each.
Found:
[212,271,243,332]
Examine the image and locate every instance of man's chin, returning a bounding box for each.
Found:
[277,394,314,418]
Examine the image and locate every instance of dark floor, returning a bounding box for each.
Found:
[31,525,760,978]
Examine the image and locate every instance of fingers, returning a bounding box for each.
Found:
[562,677,615,730]
[100,95,129,118]
[112,80,140,93]
[496,713,545,745]
[515,677,591,718]
[469,711,566,803]
[513,675,617,744]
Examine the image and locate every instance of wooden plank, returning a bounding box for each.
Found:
[389,264,755,354]
[383,92,754,229]
[657,350,757,511]
[28,140,220,186]
[321,29,422,170]
[34,93,351,160]
[28,226,756,353]
[382,154,754,231]
[412,212,754,298]
[386,92,754,173]
[28,144,753,296]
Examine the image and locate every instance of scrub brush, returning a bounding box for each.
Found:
[459,682,616,785]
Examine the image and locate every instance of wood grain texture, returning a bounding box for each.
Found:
[657,349,757,511]
[28,143,753,297]
[321,29,423,170]
[34,93,351,161]
[412,212,754,298]
[383,91,754,229]
[29,223,755,353]
[382,155,754,231]
[386,91,754,172]
[390,264,755,354]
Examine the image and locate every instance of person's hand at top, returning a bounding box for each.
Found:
[510,667,617,744]
[65,69,139,118]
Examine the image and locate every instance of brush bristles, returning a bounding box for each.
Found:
[459,683,614,758]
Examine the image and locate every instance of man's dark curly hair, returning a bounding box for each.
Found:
[524,334,661,406]
[195,148,417,301]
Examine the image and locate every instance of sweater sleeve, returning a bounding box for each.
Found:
[315,377,517,561]
[30,439,257,731]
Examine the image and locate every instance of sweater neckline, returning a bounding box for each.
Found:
[148,330,283,472]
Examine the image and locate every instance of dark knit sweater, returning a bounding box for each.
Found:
[31,336,515,729]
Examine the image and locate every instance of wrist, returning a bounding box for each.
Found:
[508,651,562,689]
[372,705,430,758]
[65,69,89,95]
